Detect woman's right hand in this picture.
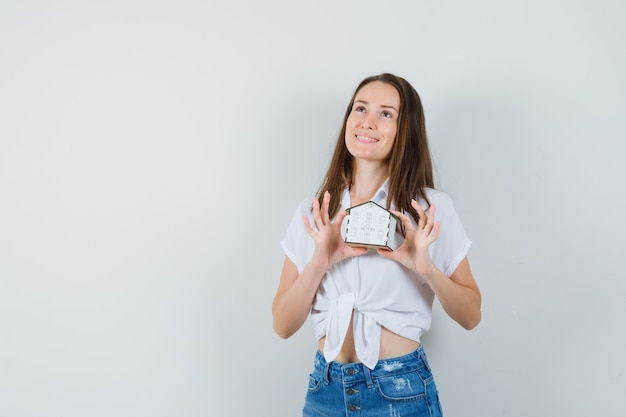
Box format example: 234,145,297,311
302,191,367,271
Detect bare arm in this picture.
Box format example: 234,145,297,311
418,256,481,329
272,256,327,339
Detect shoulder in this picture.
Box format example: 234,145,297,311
421,188,455,209
293,197,314,217
420,188,465,225
421,189,471,276
285,195,314,214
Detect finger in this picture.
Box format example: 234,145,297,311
321,191,331,224
377,248,397,261
302,215,315,236
427,204,436,221
348,246,368,257
376,249,395,260
334,209,349,225
390,209,416,232
430,220,440,242
424,205,437,232
311,197,323,229
421,220,440,245
411,199,426,226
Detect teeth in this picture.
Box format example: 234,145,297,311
356,135,378,142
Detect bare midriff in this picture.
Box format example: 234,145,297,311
317,311,420,364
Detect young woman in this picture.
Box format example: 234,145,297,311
272,73,481,416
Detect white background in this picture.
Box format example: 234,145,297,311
1,1,624,416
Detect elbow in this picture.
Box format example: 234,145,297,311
273,323,289,339
460,290,482,330
461,310,481,330
272,305,293,339
272,319,295,340
275,331,292,340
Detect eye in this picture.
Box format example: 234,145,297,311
354,105,366,113
381,110,393,118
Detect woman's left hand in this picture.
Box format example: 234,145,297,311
378,200,439,276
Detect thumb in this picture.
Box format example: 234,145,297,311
334,209,349,224
377,248,396,260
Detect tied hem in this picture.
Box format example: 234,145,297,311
322,293,382,369
322,293,354,363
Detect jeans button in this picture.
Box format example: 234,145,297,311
346,387,357,395
348,404,361,411
346,368,355,375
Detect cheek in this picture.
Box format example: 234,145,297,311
384,125,398,142
344,118,359,140
346,115,359,129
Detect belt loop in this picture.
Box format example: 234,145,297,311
417,346,430,371
363,364,374,389
323,360,331,385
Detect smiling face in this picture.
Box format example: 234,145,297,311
344,81,400,165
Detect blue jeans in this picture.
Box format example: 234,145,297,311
303,347,443,417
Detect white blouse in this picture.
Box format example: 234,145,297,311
281,181,471,369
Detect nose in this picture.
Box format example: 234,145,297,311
361,113,376,129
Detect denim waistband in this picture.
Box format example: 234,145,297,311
313,347,430,387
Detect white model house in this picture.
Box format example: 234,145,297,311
344,201,401,250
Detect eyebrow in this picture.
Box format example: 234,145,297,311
354,99,399,112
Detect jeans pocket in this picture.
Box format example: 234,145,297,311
375,371,427,402
307,373,323,393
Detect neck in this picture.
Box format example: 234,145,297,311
350,160,389,206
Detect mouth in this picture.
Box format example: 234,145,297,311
355,134,379,143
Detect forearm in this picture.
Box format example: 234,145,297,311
272,262,327,339
420,265,482,330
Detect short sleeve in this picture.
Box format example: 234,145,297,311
280,198,315,274
425,190,472,277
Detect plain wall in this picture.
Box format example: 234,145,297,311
1,1,624,416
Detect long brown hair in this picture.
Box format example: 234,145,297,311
316,73,434,224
